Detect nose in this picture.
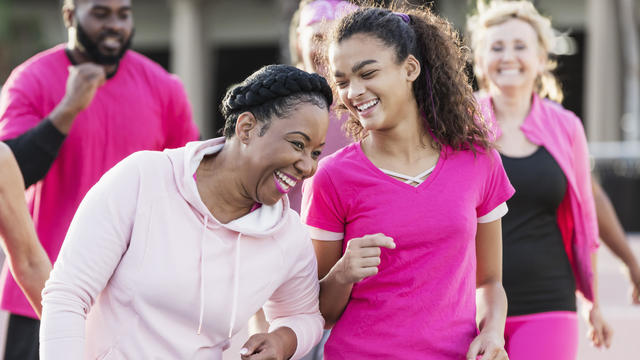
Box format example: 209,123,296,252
347,80,365,101
502,47,516,61
294,153,317,179
104,13,128,33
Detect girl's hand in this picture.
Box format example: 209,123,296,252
333,233,395,284
588,306,613,348
466,329,509,360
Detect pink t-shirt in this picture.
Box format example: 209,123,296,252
0,45,199,318
302,142,514,360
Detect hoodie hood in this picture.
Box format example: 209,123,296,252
165,137,291,236
164,137,294,337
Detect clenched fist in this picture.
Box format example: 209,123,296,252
334,233,395,284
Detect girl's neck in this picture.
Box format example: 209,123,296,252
490,88,533,126
362,108,437,168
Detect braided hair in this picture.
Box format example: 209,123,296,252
221,64,333,138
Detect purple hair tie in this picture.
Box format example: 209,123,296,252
393,12,410,24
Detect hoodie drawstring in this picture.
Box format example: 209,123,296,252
197,216,208,335
228,233,241,338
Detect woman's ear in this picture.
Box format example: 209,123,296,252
405,54,421,82
235,112,258,144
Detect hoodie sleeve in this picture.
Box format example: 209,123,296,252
263,227,323,360
39,153,142,360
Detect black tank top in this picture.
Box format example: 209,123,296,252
500,146,576,316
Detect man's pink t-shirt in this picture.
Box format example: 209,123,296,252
0,45,200,318
302,143,514,360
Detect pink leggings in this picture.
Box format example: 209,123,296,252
504,311,578,360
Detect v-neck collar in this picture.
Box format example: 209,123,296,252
354,141,446,192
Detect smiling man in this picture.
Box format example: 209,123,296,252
0,1,199,358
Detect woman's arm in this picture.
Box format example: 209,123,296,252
245,235,324,360
586,252,613,348
467,219,508,360
314,234,395,328
40,155,140,359
0,143,51,317
592,178,640,304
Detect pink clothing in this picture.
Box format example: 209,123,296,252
0,45,199,318
288,110,350,212
504,311,578,360
477,94,599,302
40,138,323,360
302,143,515,359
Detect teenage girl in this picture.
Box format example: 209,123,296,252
302,4,514,360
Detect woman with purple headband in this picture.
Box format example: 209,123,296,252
301,3,513,360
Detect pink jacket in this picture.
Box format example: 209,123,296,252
477,93,599,302
40,138,323,359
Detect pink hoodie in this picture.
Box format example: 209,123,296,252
40,137,323,359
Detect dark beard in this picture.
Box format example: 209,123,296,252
75,21,134,65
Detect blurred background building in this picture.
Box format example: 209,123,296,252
0,0,638,358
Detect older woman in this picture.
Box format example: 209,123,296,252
40,64,333,360
467,1,612,358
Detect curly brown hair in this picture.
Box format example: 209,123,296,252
328,1,492,152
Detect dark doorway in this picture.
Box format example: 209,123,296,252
213,45,280,135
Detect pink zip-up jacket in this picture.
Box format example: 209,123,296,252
477,93,599,302
40,137,323,360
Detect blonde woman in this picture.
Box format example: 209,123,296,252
467,1,614,358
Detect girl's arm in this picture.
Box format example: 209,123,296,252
313,234,395,328
466,219,508,360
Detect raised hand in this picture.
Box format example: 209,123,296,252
333,233,395,284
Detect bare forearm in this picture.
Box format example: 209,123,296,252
9,250,52,317
0,144,52,317
594,182,638,268
48,100,80,135
476,281,508,334
319,268,353,328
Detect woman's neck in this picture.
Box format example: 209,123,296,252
490,88,533,127
196,149,254,224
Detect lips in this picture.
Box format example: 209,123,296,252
273,170,298,194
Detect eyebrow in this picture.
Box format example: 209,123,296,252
334,59,378,77
90,5,132,12
286,131,311,142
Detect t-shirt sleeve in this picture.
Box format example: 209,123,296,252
301,165,346,234
0,66,46,141
477,149,515,218
163,75,200,148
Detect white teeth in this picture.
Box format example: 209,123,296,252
355,99,379,112
500,69,520,75
275,170,297,188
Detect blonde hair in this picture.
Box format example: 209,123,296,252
466,0,563,103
